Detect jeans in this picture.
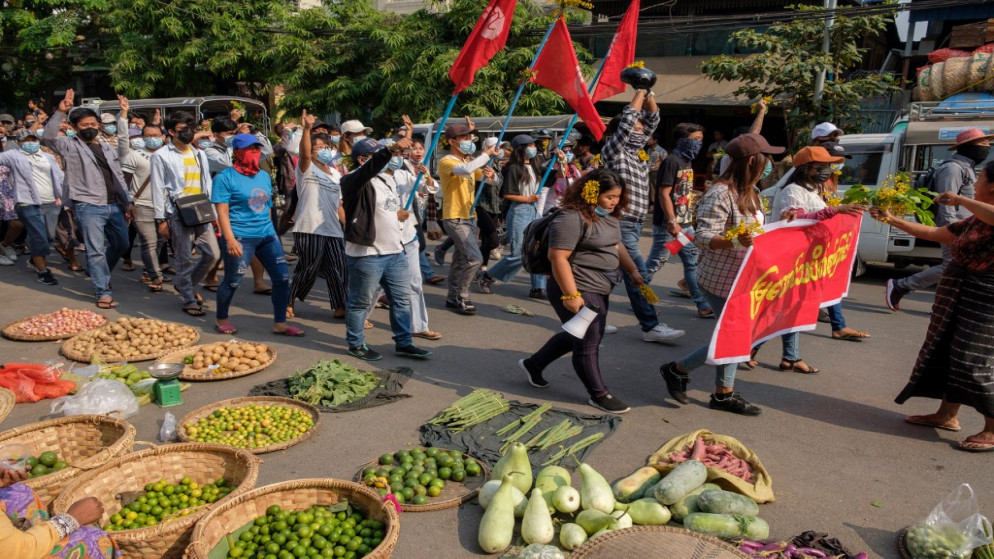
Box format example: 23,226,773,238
486,203,545,289
217,235,290,323
369,241,430,332
677,291,739,388
896,244,952,292
528,282,610,398
645,224,709,311
74,203,129,300
346,251,413,349
827,303,846,331
442,218,482,302
752,331,802,363
167,213,219,308
15,203,60,257
618,220,659,331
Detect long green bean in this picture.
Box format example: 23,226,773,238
428,389,510,433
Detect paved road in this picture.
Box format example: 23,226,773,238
0,236,988,558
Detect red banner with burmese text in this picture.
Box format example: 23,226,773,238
707,215,861,365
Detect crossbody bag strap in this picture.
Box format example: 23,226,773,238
133,176,152,201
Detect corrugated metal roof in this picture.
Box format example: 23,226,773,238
596,56,751,106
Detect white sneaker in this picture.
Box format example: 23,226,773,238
1,245,17,261
604,324,618,334
490,248,503,261
642,324,685,343
0,254,13,266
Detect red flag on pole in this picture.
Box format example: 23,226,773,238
448,0,518,94
530,17,607,140
591,0,640,103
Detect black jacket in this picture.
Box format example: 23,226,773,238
340,148,393,247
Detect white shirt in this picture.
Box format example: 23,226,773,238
388,168,419,244
520,165,538,197
293,164,344,238
121,149,153,208
771,182,826,219
344,174,405,257
25,152,55,203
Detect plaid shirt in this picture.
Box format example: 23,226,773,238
695,182,763,298
602,106,659,220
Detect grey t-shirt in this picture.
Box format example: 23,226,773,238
549,209,622,295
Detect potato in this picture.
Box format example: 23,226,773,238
256,352,270,364
249,360,260,368
254,345,267,354
243,351,257,360
235,364,250,372
231,348,244,358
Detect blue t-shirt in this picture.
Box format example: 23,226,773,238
210,167,275,239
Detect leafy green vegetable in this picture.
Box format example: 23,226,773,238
288,360,380,407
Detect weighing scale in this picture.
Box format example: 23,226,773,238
148,363,184,407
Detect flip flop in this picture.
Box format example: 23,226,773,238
905,416,962,432
832,329,871,341
413,330,443,340
182,306,207,317
215,323,238,335
779,359,820,375
68,264,84,272
149,281,164,293
425,275,447,285
254,288,273,295
364,320,374,329
957,438,994,452
96,299,118,309
274,326,305,337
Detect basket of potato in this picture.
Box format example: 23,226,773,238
61,318,200,363
156,342,277,381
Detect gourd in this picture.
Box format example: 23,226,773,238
478,480,527,518
478,475,517,553
669,483,721,521
576,509,615,535
492,442,532,495
578,463,615,514
653,460,707,505
697,489,759,516
559,523,588,551
521,488,555,545
684,512,770,540
534,465,571,513
552,485,580,513
626,498,672,525
612,466,661,503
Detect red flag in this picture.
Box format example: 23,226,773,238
449,0,518,94
530,17,606,140
591,0,640,103
664,232,694,255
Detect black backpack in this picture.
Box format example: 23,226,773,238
521,208,589,275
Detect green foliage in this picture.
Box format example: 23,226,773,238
700,3,899,148
842,171,937,225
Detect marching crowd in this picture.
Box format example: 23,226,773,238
1,88,993,450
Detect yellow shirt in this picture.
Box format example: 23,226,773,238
0,513,60,559
438,155,484,220
180,147,202,195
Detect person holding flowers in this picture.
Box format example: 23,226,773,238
659,134,783,416
518,169,642,414
869,160,994,452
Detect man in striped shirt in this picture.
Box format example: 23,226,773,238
602,89,685,343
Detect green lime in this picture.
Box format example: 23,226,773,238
437,467,452,480
377,454,394,466
412,494,428,505
38,451,58,468
450,469,466,482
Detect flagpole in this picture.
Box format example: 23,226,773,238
404,93,459,210
468,16,560,218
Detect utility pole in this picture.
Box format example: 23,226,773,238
812,0,838,110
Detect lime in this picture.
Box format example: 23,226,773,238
412,494,429,505
377,454,394,466
32,464,49,476
427,485,442,497
450,469,466,482
437,467,452,480
465,462,482,476
38,451,58,468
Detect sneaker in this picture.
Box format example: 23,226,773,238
477,272,494,295
709,392,762,416
433,246,446,266
642,324,685,343
0,244,16,261
660,362,690,404
817,309,831,323
604,324,618,334
396,344,432,359
37,270,58,286
490,248,503,261
0,254,13,266
445,298,477,315
588,393,630,414
528,288,547,299
885,279,908,312
348,344,383,361
518,358,548,388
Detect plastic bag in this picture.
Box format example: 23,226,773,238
0,363,75,403
50,378,139,419
905,484,992,559
159,412,177,442
0,444,32,473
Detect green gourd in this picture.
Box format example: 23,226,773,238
626,498,672,525
576,509,615,536
521,488,555,545
559,523,588,551
697,489,760,516
578,463,615,514
535,465,571,513
491,443,532,495
683,512,770,540
478,475,517,553
669,483,721,521
552,485,580,514
612,466,662,503
653,460,707,505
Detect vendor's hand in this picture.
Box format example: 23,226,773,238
666,221,682,236
738,233,755,248
837,203,866,216
0,467,27,488
226,239,243,257
58,89,75,114
157,221,170,239
67,497,104,526
563,296,585,314
934,191,962,206
780,209,799,222
869,206,892,222
397,209,410,222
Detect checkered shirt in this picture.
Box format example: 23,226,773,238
694,182,763,298
601,106,659,220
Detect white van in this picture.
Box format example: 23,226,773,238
762,95,994,276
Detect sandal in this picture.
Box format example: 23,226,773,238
215,323,238,335
182,306,207,317
333,308,346,319
254,287,272,296
68,263,84,272
149,281,164,293
832,328,871,341
779,359,820,375
413,330,443,340
364,320,374,329
121,261,135,272
425,275,447,285
957,436,994,452
96,299,118,309
273,325,305,337
698,308,715,319
743,348,760,370
161,265,177,275
203,284,219,292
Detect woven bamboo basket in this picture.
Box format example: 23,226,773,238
2,312,107,342
898,527,912,559
155,342,277,381
176,396,320,454
353,453,489,512
0,387,13,425
185,478,400,559
51,442,260,559
0,415,136,504
569,525,750,558
61,319,200,363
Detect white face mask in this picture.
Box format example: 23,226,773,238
353,135,367,143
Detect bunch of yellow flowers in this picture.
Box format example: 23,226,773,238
723,221,764,240
582,180,600,204
638,285,659,305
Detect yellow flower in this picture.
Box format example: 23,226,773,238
723,222,764,240
826,195,842,207
637,149,649,162
582,180,600,204
626,61,645,70
638,285,659,305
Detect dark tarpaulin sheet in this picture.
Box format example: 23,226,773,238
419,399,621,470
248,367,413,412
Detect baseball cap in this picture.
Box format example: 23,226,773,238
444,123,475,139
820,140,851,159
724,133,785,160
0,114,14,125
15,129,38,142
810,122,841,140
950,128,994,149
100,113,116,124
351,138,384,159
341,120,372,135
230,133,263,150
511,134,536,148
793,146,844,167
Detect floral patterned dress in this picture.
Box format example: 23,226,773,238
0,165,16,221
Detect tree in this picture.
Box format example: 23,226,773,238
700,3,898,147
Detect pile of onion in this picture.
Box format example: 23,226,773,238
14,308,106,337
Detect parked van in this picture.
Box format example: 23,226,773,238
82,96,270,132
762,93,994,276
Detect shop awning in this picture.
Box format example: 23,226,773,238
594,56,751,106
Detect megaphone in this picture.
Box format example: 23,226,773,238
620,66,657,91
562,304,601,339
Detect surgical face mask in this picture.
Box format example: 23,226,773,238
144,137,164,150
66,130,76,137
761,160,773,180
176,128,195,144
594,205,611,217
20,142,40,154
103,124,117,135
329,135,341,145
315,148,336,165
524,147,538,159
564,152,575,164
224,135,235,147
77,128,99,142
459,140,476,154
814,166,835,184
197,139,213,150
959,143,991,165
353,135,367,143
130,138,147,151
387,155,405,171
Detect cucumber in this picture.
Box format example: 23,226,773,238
684,513,769,541
669,483,720,521
697,489,759,516
653,460,707,505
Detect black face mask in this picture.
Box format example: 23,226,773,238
959,144,990,165
77,128,99,142
176,128,195,144
814,167,835,184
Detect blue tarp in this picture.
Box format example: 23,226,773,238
934,92,994,114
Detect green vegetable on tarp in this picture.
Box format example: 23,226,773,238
288,360,380,407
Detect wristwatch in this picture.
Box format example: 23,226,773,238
155,218,166,225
